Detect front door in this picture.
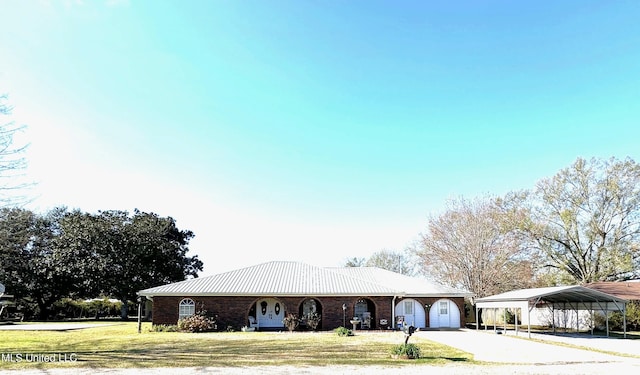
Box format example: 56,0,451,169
429,298,461,328
438,300,450,327
394,299,426,328
257,298,284,328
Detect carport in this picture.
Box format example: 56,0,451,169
475,285,628,338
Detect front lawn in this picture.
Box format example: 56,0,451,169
0,323,474,370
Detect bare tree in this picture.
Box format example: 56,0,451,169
344,249,417,275
365,249,417,276
416,195,535,302
0,95,30,207
524,157,640,283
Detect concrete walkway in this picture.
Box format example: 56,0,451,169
418,328,640,364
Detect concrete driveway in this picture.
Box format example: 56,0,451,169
418,328,640,364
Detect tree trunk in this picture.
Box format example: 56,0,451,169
37,300,52,320
120,298,128,320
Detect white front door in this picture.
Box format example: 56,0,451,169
438,300,450,327
394,299,426,328
429,299,461,328
257,298,284,328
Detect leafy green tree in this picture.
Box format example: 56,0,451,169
0,208,33,298
106,209,202,318
0,207,71,319
53,209,113,298
0,207,202,319
57,209,202,318
524,157,640,283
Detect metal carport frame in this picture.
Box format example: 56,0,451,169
475,285,628,338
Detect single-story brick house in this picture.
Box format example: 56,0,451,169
137,261,473,331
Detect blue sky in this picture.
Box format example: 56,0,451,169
1,0,639,276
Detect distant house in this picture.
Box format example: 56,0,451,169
137,261,472,331
585,281,640,302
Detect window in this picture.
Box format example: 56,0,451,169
355,299,368,319
440,301,448,315
179,298,195,319
302,299,317,317
404,300,413,315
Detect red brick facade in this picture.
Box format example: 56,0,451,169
149,295,466,330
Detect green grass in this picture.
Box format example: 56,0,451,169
0,323,474,370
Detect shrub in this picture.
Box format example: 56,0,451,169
150,324,178,332
283,313,300,332
51,297,123,320
178,311,216,333
391,343,421,359
334,326,353,337
306,312,321,331
607,302,640,331
627,301,640,330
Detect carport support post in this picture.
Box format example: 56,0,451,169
623,304,627,338
503,308,507,334
493,308,497,333
137,296,144,334
528,297,541,339
515,308,519,336
475,306,479,331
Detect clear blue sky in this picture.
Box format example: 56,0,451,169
1,0,639,276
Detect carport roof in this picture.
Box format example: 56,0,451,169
476,285,628,305
475,285,629,338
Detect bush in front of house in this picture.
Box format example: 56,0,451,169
334,326,353,336
150,324,178,332
305,312,321,331
178,311,216,333
283,313,300,332
390,343,421,359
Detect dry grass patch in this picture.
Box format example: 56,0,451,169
0,323,474,370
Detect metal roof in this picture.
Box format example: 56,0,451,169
328,267,473,297
138,261,473,298
475,285,630,338
476,285,628,305
585,281,640,301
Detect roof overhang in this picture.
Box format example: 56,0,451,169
137,291,472,299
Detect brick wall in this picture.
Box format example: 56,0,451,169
150,295,466,330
